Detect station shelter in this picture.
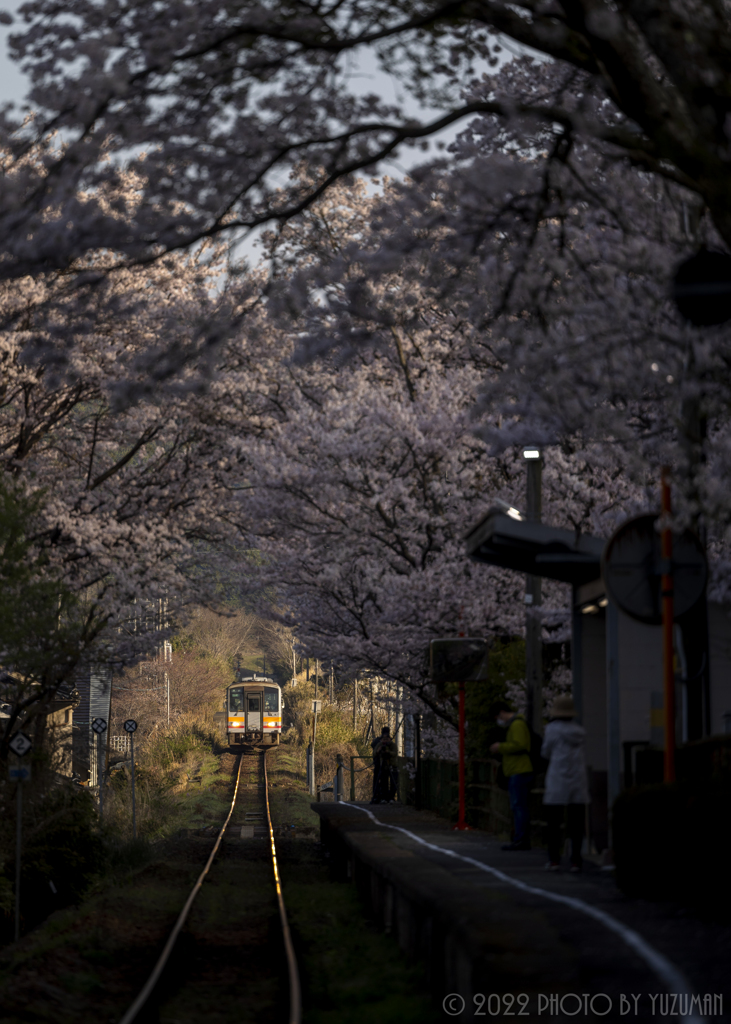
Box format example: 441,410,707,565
465,509,731,852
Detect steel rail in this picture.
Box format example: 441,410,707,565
263,750,302,1024
118,752,246,1024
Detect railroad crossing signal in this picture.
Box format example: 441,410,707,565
9,732,32,758
92,717,107,735
124,719,138,733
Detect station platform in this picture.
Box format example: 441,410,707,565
311,802,729,1023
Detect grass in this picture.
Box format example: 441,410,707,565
267,748,440,1024
286,869,439,1024
0,733,441,1024
104,715,235,847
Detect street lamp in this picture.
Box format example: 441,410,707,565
523,447,542,733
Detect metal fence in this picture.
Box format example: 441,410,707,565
346,755,417,803
348,755,375,801
338,753,533,838
416,758,525,836
109,735,131,755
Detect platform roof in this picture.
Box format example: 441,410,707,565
465,509,605,586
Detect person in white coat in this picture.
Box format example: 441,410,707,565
541,695,589,872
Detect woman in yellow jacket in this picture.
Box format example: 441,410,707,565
490,701,534,850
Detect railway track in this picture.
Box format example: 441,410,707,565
118,748,301,1024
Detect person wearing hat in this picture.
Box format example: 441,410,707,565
541,694,589,872
489,701,534,850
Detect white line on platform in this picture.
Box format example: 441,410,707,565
342,803,705,1024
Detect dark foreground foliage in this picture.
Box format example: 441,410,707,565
613,775,731,913
1,785,103,942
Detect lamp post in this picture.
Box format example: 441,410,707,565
661,470,676,783
523,447,543,733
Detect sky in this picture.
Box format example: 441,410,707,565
0,0,26,108
0,4,516,266
0,2,471,158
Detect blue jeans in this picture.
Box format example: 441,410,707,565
507,772,534,845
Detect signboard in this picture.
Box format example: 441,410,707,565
602,515,707,625
9,731,32,758
429,638,489,686
123,719,138,733
9,766,31,782
312,700,322,714
91,717,108,735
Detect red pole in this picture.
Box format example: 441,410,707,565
661,469,676,784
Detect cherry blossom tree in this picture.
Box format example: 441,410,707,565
0,177,267,757
1,0,730,287
273,62,731,537
233,67,731,731
236,176,596,730
3,0,731,752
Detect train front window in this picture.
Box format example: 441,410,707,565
247,696,260,712
264,687,279,713
229,688,244,713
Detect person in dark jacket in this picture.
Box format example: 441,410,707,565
490,701,534,850
374,726,398,803
370,727,385,803
541,695,589,872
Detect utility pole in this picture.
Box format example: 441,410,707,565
524,447,543,733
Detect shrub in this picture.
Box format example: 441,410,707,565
142,715,222,770
1,784,103,940
103,714,226,843
314,741,360,790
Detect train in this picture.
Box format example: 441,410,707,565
226,672,282,746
